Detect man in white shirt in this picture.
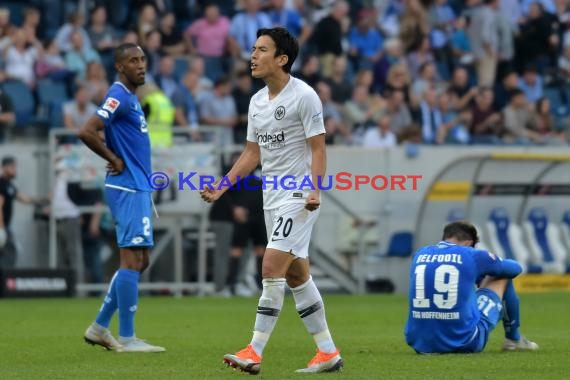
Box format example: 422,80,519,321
362,115,397,148
200,27,342,375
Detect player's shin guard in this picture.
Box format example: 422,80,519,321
502,279,521,341
95,271,119,328
250,278,285,356
291,277,337,353
116,269,140,339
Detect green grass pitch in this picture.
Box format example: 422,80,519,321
0,293,568,379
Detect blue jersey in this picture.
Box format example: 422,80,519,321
95,82,151,192
404,241,522,353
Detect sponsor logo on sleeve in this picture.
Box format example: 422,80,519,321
103,97,120,113
97,109,109,119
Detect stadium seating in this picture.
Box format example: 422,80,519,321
560,211,570,272
36,79,69,129
524,207,567,273
0,79,47,130
486,208,531,272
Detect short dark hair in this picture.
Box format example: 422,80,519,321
256,27,299,73
1,156,15,167
442,221,479,247
114,43,139,64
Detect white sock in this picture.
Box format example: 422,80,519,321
250,278,286,356
291,277,337,353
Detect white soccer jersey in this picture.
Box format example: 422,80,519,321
246,76,326,210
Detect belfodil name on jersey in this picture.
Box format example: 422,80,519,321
415,253,464,264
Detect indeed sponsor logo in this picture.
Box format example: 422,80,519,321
257,130,285,144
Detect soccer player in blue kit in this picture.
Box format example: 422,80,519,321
405,221,538,354
79,43,165,353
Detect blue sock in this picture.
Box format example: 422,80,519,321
95,271,119,328
502,280,521,341
116,269,140,339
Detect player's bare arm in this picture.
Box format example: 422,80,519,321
200,141,261,203
306,133,326,211
79,115,124,175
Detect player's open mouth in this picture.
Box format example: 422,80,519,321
251,63,258,70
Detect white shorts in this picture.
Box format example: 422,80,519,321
264,203,320,259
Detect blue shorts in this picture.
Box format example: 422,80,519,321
463,288,503,353
106,187,154,248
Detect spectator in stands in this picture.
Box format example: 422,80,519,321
374,38,407,93
558,44,570,81
450,16,474,68
189,56,214,101
448,66,477,109
64,30,101,81
533,96,569,144
232,70,256,144
63,85,97,137
381,90,413,139
158,11,186,57
503,89,543,144
325,55,353,104
407,36,438,81
383,63,413,104
141,29,162,79
362,115,397,148
83,61,109,106
416,87,444,144
468,0,500,87
0,87,15,143
411,62,442,104
496,7,515,84
317,81,351,144
0,156,44,269
155,56,179,99
54,11,92,54
516,2,558,73
133,4,159,43
518,65,544,103
0,8,15,53
347,8,384,72
4,28,43,88
21,7,41,43
88,5,119,80
399,0,429,53
436,90,472,144
354,68,377,94
199,75,238,147
310,0,350,78
293,53,321,88
268,0,312,46
228,0,272,61
184,3,231,82
343,84,385,134
172,71,201,140
493,70,520,110
35,39,76,86
469,87,503,144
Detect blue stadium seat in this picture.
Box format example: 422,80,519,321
446,208,466,222
36,79,69,129
384,231,414,257
1,79,40,128
560,211,570,273
486,208,531,271
524,207,567,273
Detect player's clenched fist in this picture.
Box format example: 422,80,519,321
200,187,221,203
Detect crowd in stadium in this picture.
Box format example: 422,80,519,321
1,0,570,146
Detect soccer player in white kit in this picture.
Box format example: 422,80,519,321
200,27,342,374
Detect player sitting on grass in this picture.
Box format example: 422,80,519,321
405,221,538,354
